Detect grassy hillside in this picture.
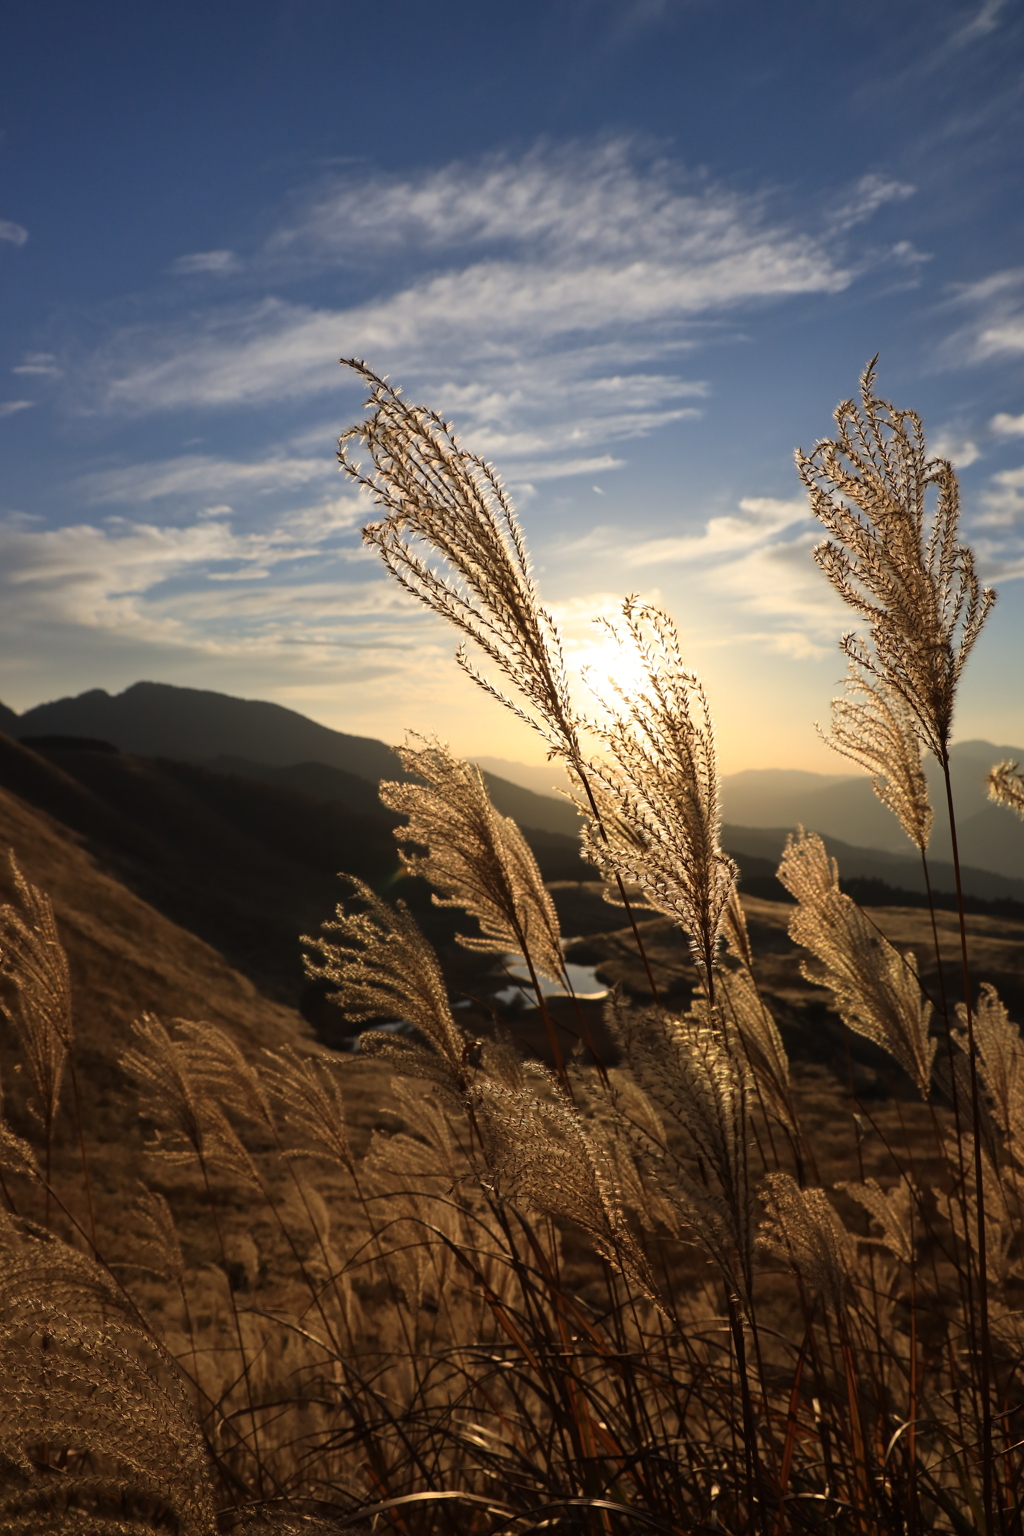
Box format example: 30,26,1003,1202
0,768,318,1269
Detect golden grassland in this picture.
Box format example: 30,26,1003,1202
2,361,1024,1536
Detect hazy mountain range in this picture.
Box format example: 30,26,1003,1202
4,681,1024,903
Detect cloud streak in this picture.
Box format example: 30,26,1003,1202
80,141,886,483
945,268,1024,363
83,452,337,504
171,249,241,275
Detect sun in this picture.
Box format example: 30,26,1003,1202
573,632,649,702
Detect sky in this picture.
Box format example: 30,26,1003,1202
2,0,1024,773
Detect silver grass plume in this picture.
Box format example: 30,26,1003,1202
836,1177,916,1266
0,1217,216,1536
131,1183,186,1285
302,877,470,1093
469,1075,656,1300
380,736,566,985
579,599,737,992
795,358,994,762
0,1064,37,1180
778,830,936,1096
716,966,796,1135
759,1173,855,1314
955,984,1024,1149
340,362,581,759
0,852,73,1143
988,760,1024,821
822,665,933,853
606,990,754,1306
937,1133,1021,1286
120,1014,259,1185
261,1045,354,1171
722,888,755,971
172,1020,275,1137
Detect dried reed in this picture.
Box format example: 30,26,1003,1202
3,361,1023,1536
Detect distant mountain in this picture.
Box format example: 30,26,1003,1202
2,681,582,837
206,755,387,817
722,739,1024,882
5,683,1022,880
472,755,570,798
15,681,402,780
0,735,593,1026
723,824,1024,904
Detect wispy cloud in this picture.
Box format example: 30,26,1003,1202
80,141,890,481
12,352,60,378
623,496,809,565
171,249,241,275
992,411,1024,435
825,174,915,235
548,493,840,656
945,268,1024,363
0,400,33,418
0,220,28,246
0,493,382,657
975,464,1024,530
268,140,850,268
82,452,337,504
953,0,1013,44
930,430,980,467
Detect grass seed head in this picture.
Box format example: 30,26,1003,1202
796,358,995,761
381,735,566,985
340,360,581,759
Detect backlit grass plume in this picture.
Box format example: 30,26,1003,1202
716,965,796,1136
778,830,936,1096
607,991,755,1308
0,1215,216,1536
470,1076,656,1299
302,876,469,1091
759,1174,855,1315
796,357,994,762
988,759,1024,820
0,853,73,1179
340,361,581,760
121,1015,259,1186
957,983,1024,1149
579,598,737,996
823,664,934,853
380,737,567,987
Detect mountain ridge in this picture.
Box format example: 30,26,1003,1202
4,681,581,837
3,681,1023,888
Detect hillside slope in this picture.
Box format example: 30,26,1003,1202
9,680,582,836
0,735,401,1014
0,737,591,1036
0,776,313,1147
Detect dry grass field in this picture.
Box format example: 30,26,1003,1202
2,360,1024,1535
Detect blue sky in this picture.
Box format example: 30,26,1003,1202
2,0,1023,771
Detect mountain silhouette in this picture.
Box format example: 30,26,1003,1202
4,681,1022,902
0,731,594,1040
721,740,1024,881
7,681,581,836
16,682,403,779
722,824,1024,905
